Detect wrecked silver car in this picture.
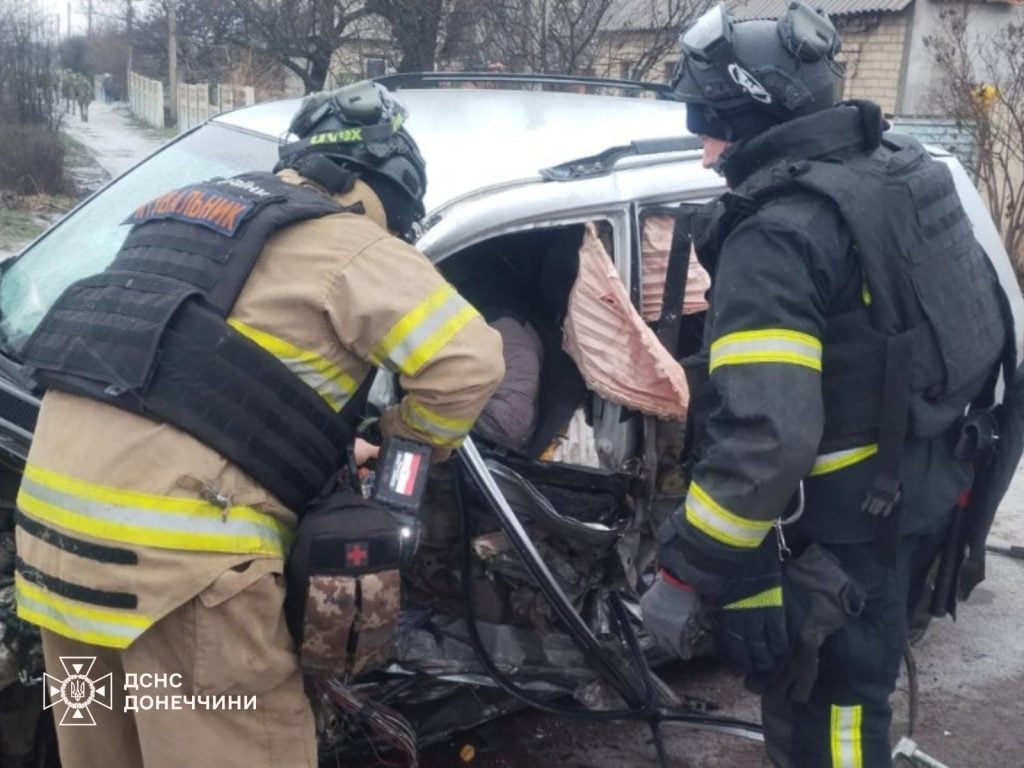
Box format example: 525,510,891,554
0,74,1018,766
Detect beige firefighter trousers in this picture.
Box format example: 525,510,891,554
41,560,316,768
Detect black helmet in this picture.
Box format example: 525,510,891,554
671,2,843,137
277,81,428,234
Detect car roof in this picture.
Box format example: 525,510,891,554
213,88,696,212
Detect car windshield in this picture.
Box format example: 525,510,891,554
0,122,278,354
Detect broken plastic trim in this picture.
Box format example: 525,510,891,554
540,137,703,182
456,438,764,746
459,437,646,707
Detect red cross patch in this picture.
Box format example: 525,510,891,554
345,542,369,568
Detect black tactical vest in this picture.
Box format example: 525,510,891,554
22,172,354,513
706,125,1010,517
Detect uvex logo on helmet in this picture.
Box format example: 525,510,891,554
727,64,772,105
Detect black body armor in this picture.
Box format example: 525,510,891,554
22,172,352,512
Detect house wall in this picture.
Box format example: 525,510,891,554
901,0,1024,115
834,9,911,116
593,9,915,114
593,30,678,83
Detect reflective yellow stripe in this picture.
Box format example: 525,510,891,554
709,329,822,373
371,284,479,376
400,398,474,447
16,574,152,649
684,481,773,549
228,319,357,412
861,279,872,307
723,586,783,610
18,465,289,556
831,704,864,768
809,444,879,477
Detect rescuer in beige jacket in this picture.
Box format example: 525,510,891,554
15,82,503,768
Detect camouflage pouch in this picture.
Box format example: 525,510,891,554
285,488,402,677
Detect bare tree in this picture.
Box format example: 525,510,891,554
475,0,615,75
227,0,366,93
600,0,711,81
0,1,69,195
366,0,477,72
924,6,1024,267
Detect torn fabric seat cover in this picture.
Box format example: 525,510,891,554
562,223,690,419
640,213,711,322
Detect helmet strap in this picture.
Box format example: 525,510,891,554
275,153,359,196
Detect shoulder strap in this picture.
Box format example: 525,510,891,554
655,212,693,356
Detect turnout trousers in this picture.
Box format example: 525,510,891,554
761,513,950,768
41,559,317,768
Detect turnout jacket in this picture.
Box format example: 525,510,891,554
659,103,1002,589
15,170,504,649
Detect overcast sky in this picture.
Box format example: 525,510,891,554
35,0,94,38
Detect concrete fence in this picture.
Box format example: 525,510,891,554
177,83,255,133
128,71,165,128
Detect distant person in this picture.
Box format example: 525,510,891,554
74,75,92,121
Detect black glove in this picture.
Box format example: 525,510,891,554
710,557,788,675
766,543,865,702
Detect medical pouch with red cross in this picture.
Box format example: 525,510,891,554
284,487,403,677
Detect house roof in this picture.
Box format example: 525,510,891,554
729,0,913,20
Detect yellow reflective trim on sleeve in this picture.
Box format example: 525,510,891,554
723,586,783,610
684,481,774,550
830,704,864,768
18,465,290,556
809,444,878,477
709,329,822,373
16,574,152,649
228,319,358,412
371,284,479,376
861,279,872,307
400,398,474,448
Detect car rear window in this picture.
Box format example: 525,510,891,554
0,122,278,354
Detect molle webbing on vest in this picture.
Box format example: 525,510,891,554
734,135,1004,449
22,172,355,513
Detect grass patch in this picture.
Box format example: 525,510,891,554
0,208,47,251
0,193,75,252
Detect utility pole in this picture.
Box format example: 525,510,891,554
87,0,93,37
126,0,134,90
67,2,71,37
168,0,178,124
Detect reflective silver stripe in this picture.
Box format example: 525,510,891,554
227,319,356,411
19,476,286,555
830,705,864,768
685,481,773,549
375,288,477,375
810,445,878,477
285,358,353,412
16,577,150,649
401,399,472,447
709,329,822,372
